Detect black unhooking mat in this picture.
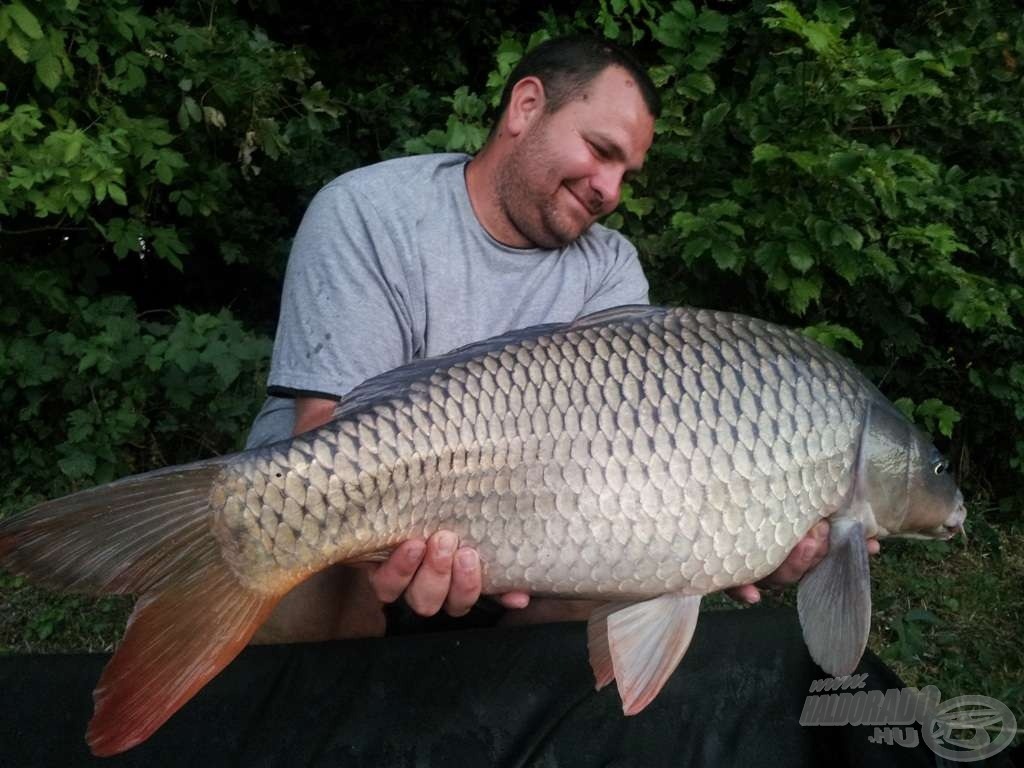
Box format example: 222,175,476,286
0,606,1016,767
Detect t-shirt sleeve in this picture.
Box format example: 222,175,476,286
267,181,416,400
579,237,650,315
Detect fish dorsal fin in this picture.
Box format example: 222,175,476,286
797,518,872,676
332,305,665,421
586,593,703,715
569,303,665,329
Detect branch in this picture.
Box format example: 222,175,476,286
845,123,919,132
0,225,89,235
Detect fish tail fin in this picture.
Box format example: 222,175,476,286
0,460,288,756
86,558,281,756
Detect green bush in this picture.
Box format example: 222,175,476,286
1,0,1021,512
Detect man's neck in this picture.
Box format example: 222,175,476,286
464,148,530,249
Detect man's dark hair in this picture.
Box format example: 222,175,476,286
494,36,661,124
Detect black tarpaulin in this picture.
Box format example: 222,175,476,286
0,607,1015,767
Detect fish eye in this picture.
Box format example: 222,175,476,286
933,460,949,476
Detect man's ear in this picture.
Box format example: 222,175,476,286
504,76,546,136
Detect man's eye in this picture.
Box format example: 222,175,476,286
588,141,609,158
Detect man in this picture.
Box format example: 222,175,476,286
246,36,850,643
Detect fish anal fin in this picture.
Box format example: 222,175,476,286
586,602,619,690
601,593,702,715
86,561,288,757
797,518,871,677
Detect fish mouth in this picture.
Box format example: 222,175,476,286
940,491,967,541
935,523,965,541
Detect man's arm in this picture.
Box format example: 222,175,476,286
293,397,338,437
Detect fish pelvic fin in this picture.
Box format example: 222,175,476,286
797,518,871,677
0,459,288,756
587,593,703,715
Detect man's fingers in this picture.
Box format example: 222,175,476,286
759,520,830,588
725,584,761,605
497,592,530,610
368,539,426,603
444,548,483,617
725,520,882,605
403,531,457,616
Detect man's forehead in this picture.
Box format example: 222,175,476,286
569,68,655,159
563,66,641,108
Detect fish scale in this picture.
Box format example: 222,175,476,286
211,307,865,597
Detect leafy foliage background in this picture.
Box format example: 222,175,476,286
0,0,1021,712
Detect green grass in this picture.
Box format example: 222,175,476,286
869,515,1024,712
0,574,130,655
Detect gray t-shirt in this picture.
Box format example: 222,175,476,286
246,153,649,448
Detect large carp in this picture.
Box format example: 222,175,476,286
0,305,965,756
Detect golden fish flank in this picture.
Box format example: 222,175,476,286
216,308,866,598
0,305,966,756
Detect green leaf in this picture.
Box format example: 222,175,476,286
837,223,863,252
827,152,863,176
623,195,655,217
108,184,127,206
696,10,728,33
58,452,96,480
786,150,820,172
683,237,711,261
893,397,916,422
787,276,822,314
649,64,675,88
787,241,815,272
701,103,730,131
155,161,173,185
6,29,31,61
8,3,43,40
63,132,83,163
184,96,201,123
36,54,61,90
710,240,741,271
600,11,620,39
681,72,715,95
802,322,863,350
752,143,783,162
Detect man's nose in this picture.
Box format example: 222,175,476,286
590,165,624,211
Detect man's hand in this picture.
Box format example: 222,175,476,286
725,520,881,604
367,531,530,617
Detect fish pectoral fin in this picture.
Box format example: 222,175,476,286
588,593,702,715
797,518,871,677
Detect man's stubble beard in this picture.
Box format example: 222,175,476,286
495,124,589,250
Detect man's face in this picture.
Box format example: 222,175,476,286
496,65,656,249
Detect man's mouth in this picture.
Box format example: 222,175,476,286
565,186,599,217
